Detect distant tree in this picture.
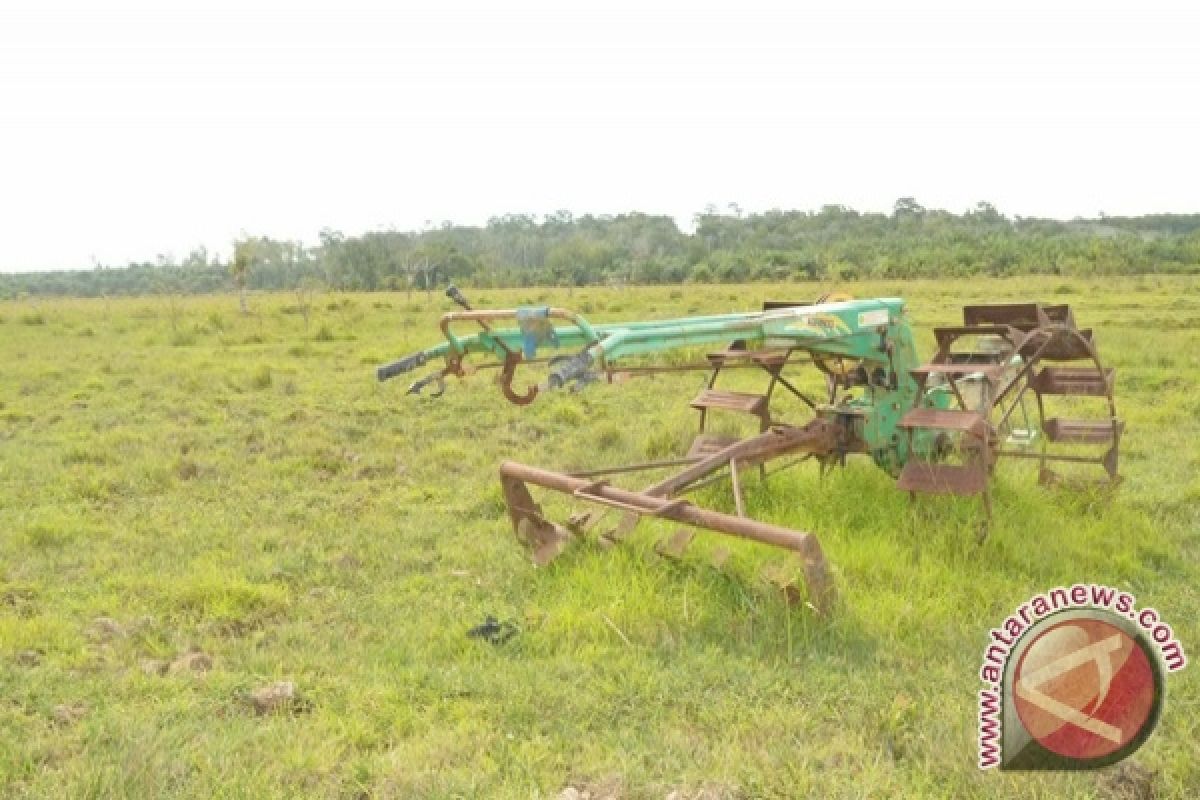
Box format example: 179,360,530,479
231,239,252,313
893,197,926,217
4,203,1200,299
181,246,209,269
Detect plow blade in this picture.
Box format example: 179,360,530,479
499,460,837,615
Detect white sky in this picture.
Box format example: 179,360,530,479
1,0,1198,271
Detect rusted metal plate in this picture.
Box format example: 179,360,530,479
601,512,641,545
565,511,597,536
1042,417,1123,444
501,474,543,533
655,528,695,560
503,473,572,565
689,388,769,415
1030,366,1114,396
515,516,571,566
963,303,1048,330
898,409,988,438
963,302,1075,331
896,462,988,496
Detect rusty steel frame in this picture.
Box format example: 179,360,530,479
498,419,843,612
898,305,1122,541
500,460,837,615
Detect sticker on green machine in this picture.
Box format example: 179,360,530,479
858,309,890,328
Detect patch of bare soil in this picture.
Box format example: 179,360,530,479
245,680,311,715
1099,761,1157,800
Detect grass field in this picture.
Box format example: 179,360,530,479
2,277,1198,798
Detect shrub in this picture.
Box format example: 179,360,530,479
250,365,273,390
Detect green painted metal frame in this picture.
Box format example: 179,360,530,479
385,297,953,473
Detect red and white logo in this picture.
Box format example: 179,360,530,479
1013,617,1157,762
977,586,1185,771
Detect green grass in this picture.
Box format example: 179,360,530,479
1,277,1199,798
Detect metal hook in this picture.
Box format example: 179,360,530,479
407,371,447,398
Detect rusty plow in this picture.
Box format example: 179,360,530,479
497,420,842,615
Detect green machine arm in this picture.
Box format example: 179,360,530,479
378,295,936,472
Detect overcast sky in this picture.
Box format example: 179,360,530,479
1,0,1197,271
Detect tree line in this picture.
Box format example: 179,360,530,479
4,200,1200,297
